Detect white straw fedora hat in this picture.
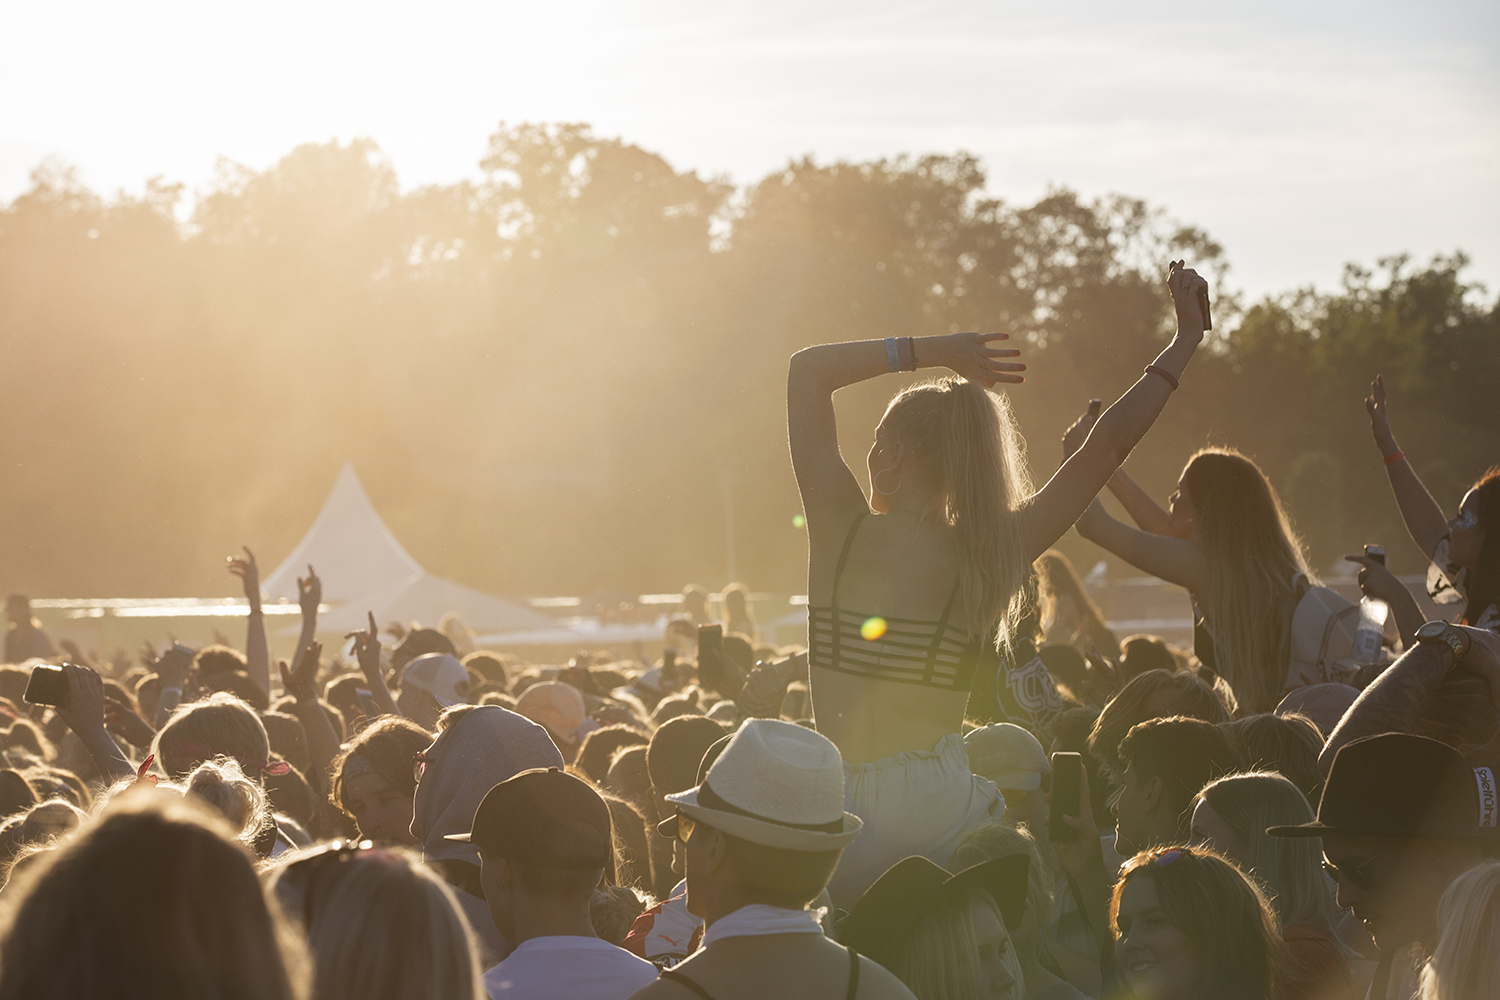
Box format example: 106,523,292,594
663,718,862,851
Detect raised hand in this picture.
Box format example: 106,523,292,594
227,546,262,611
297,565,322,618
346,611,383,682
1166,260,1208,339
934,332,1025,389
1344,553,1407,606
739,653,802,720
280,640,323,702
1365,375,1397,453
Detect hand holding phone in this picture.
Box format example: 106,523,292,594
24,665,70,707
1365,544,1386,566
1087,398,1102,420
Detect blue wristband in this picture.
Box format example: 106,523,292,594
885,338,900,373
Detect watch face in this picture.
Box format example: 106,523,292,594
1417,622,1449,641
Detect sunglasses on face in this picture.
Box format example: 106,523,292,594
673,812,697,845
283,839,378,927
1321,853,1383,891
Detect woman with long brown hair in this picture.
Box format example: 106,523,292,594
788,261,1208,903
1070,446,1315,714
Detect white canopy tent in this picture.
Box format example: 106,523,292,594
262,464,553,634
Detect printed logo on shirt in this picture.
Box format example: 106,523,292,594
1475,767,1497,829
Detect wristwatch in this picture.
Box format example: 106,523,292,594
1415,620,1471,660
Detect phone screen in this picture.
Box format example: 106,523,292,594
24,665,70,707
1048,752,1082,842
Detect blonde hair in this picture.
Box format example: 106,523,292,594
1182,448,1313,713
271,846,483,1000
882,377,1035,647
1419,860,1500,1000
186,757,273,851
0,789,308,1000
890,886,1024,1000
154,692,271,779
949,823,1055,958
1196,772,1343,935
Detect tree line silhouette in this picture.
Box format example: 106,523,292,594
0,123,1494,600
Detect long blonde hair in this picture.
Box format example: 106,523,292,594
882,377,1034,648
270,846,483,1000
1196,772,1343,934
890,886,1024,1000
1182,448,1313,713
1419,859,1500,1000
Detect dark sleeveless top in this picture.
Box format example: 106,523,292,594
660,943,861,1000
807,512,985,692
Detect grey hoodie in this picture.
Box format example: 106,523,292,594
411,705,564,966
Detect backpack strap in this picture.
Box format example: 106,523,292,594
844,944,862,1000
659,969,717,1000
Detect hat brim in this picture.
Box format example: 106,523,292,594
1267,821,1500,840
661,788,862,851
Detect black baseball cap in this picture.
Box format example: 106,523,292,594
445,767,613,870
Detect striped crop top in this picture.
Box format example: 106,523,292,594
808,512,985,691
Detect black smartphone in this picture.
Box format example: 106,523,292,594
1365,544,1386,566
1087,398,1102,420
24,665,70,707
1048,751,1083,843
697,624,725,691
1197,283,1213,331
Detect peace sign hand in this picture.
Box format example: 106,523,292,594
1365,374,1397,453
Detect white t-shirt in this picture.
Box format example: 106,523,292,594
483,935,659,1000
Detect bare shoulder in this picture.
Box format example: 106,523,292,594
856,955,918,1000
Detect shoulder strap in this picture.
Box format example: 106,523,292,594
659,969,717,1000
829,512,869,609
844,944,861,1000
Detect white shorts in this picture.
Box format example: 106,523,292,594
829,733,1005,909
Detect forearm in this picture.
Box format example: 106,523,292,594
1086,335,1196,466
1320,644,1449,775
1106,468,1175,536
293,615,318,685
1387,585,1427,650
1383,455,1448,558
245,608,270,699
81,729,135,784
363,664,400,717
291,697,341,793
788,336,947,395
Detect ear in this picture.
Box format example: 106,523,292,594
703,828,731,878
1141,774,1165,814
886,438,908,475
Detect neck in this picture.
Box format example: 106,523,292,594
703,887,798,928
511,894,598,943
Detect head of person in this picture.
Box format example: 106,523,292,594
720,583,752,622
950,823,1056,966
1035,549,1117,656
271,842,482,1000
574,724,649,785
1090,670,1230,779
1447,468,1500,623
1268,733,1495,952
1418,858,1500,1000
1120,634,1180,685
4,596,31,628
153,692,273,780
1191,771,1340,933
605,744,655,819
184,757,274,852
391,627,457,677
330,716,433,847
462,651,509,690
1274,683,1358,739
1219,713,1325,805
1113,717,1240,856
1111,845,1282,1000
450,767,612,944
0,790,308,1000
868,376,1035,641
841,854,1029,1000
411,706,564,867
963,723,1051,838
513,681,588,761
681,586,711,622
645,715,728,822
321,674,368,730
1176,448,1313,712
658,719,860,920
398,654,469,731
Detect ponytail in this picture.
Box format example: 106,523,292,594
884,377,1034,648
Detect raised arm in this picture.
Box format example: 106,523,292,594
1106,468,1176,536
787,333,1024,531
295,565,321,672
347,611,400,718
1366,375,1448,559
1073,498,1208,593
228,546,270,698
56,663,135,784
1017,262,1207,562
280,641,340,794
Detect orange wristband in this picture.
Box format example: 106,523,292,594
1384,451,1405,465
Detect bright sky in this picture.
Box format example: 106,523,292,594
2,0,1496,302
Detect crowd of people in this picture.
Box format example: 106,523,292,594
0,262,1495,999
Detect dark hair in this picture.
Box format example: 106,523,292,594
321,674,367,728
462,651,510,688
260,712,311,776
1462,468,1500,627
605,745,656,822
1048,707,1112,819
646,715,727,798
1089,670,1230,776
203,670,270,713
1111,845,1283,1000
1117,717,1241,834
1220,713,1325,804
329,716,433,820
721,832,842,909
597,790,652,892
1120,634,1179,683
575,725,650,785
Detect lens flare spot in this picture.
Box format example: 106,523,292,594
860,616,887,641
792,514,806,529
